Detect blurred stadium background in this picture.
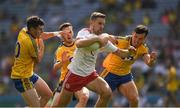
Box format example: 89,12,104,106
0,0,179,107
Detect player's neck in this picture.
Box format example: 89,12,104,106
89,26,93,33
130,37,139,48
63,41,74,47
130,37,135,47
27,31,36,39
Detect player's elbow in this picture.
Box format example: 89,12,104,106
37,58,41,64
76,43,81,48
75,40,83,48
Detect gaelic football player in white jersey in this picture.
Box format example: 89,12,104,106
55,12,136,107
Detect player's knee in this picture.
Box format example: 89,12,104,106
128,94,139,103
31,102,40,107
48,92,53,99
106,88,112,98
44,91,53,100
79,93,89,104
101,87,112,98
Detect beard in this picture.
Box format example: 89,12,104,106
94,30,103,35
92,27,103,35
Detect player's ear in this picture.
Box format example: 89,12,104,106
31,27,37,32
89,20,94,25
132,32,135,36
28,27,33,32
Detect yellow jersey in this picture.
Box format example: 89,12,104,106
102,36,148,76
166,66,179,92
11,27,38,79
55,42,76,83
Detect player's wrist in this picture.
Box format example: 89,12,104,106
53,32,61,38
128,46,136,55
149,59,156,66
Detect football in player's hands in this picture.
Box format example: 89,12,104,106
84,42,100,51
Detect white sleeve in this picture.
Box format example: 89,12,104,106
76,29,90,39
54,32,61,38
102,41,118,52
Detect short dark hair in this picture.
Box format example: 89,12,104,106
59,22,72,31
26,16,44,30
134,25,149,36
90,12,106,21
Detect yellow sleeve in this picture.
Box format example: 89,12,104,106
116,35,130,40
55,47,63,62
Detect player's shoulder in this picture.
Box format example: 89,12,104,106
18,28,31,42
78,28,90,35
55,44,63,54
142,43,149,49
57,43,64,50
138,43,149,54
19,27,27,36
19,27,27,33
116,35,131,41
80,28,91,32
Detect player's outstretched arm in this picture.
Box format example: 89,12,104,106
100,37,136,59
113,46,136,59
36,38,44,63
40,31,63,40
106,35,118,45
143,51,157,67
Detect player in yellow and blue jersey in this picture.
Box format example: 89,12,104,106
164,59,179,107
100,25,157,107
50,22,89,107
11,16,64,107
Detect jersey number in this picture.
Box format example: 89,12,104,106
15,42,20,58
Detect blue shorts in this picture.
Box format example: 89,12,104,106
12,74,39,93
104,72,133,91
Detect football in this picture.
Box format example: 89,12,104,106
84,42,100,51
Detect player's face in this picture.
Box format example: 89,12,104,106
31,25,44,38
132,32,146,47
91,18,105,35
62,26,74,44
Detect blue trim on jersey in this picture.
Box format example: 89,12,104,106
104,72,133,91
12,74,39,93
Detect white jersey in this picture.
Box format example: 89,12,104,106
68,28,99,76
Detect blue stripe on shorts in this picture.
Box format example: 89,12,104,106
12,74,39,93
